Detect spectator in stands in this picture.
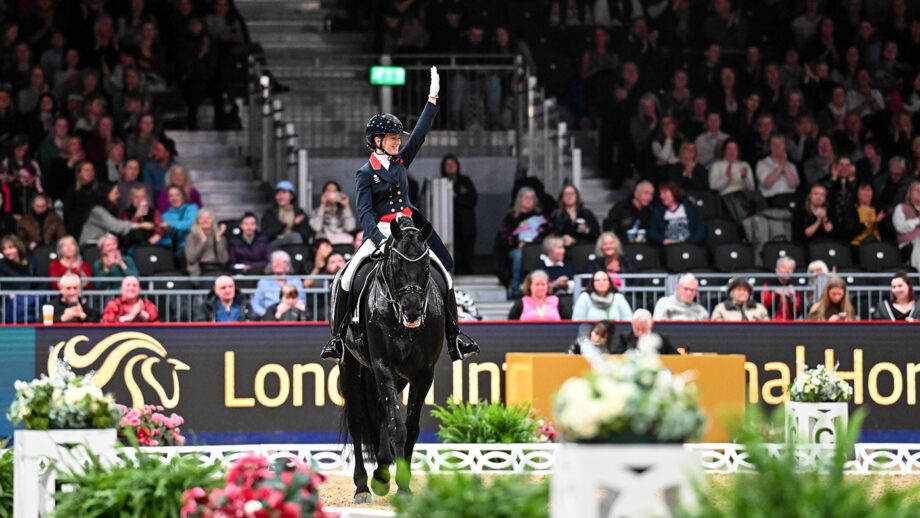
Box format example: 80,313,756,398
893,181,920,270
535,237,576,295
48,235,91,289
10,163,43,216
441,154,477,274
4,135,41,187
448,22,502,129
807,276,856,321
847,181,884,245
857,140,887,185
142,136,175,196
194,275,258,322
794,183,836,242
757,135,801,207
156,165,200,213
568,320,616,356
550,184,600,247
261,284,308,322
159,185,198,252
874,271,920,321
611,308,678,354
572,270,631,321
102,275,159,324
629,93,661,171
653,273,709,321
762,257,802,320
886,112,913,160
79,185,140,246
709,139,757,222
262,180,312,249
92,232,139,289
36,114,69,175
694,112,730,168
126,113,155,161
603,180,653,244
679,96,708,140
84,115,114,168
847,68,884,118
229,212,271,274
309,181,356,246
0,235,37,283
48,272,100,323
62,160,103,237
803,135,835,188
667,142,708,193
826,156,858,223
875,156,908,212
16,193,65,251
589,232,633,290
498,186,552,298
251,250,304,316
120,185,162,251
0,189,12,237
116,158,149,212
650,115,684,182
184,208,229,276
507,270,571,321
103,139,125,185
711,277,769,321
648,182,706,246
302,238,332,289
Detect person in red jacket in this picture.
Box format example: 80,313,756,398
761,256,803,320
102,275,159,323
48,235,92,289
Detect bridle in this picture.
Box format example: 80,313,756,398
380,227,430,328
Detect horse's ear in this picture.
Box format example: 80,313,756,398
419,221,433,241
390,218,402,240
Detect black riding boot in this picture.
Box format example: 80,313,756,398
445,288,480,362
321,281,350,362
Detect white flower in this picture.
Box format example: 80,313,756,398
244,500,263,514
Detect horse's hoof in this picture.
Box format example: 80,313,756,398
371,477,390,496
354,492,372,505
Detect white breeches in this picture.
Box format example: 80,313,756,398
340,218,451,291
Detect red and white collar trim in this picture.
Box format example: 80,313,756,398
370,153,390,170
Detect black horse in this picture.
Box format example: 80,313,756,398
339,217,445,504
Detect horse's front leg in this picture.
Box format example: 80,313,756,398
371,360,406,496
398,371,434,496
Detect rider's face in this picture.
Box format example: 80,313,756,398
379,134,401,156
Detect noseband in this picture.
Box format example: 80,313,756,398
381,228,430,328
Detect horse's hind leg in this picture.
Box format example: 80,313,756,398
398,372,434,496
342,358,371,504
371,364,406,496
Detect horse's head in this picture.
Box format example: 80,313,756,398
386,217,432,328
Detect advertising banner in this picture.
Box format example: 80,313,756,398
0,321,912,442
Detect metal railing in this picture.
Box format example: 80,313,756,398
524,75,582,196
0,275,335,324
572,272,915,320
262,53,527,155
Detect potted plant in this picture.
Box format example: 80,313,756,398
785,364,852,444
550,354,707,518
117,404,186,447
7,367,122,517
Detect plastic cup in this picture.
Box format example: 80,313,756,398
42,305,54,326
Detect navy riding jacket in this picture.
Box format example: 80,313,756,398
354,101,454,270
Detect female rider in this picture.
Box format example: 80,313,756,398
322,67,479,363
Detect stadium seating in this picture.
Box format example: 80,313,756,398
713,243,755,272
664,243,708,272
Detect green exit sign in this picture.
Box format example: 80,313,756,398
370,66,406,86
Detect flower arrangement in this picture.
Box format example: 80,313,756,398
787,364,853,403
181,454,335,518
118,404,187,447
7,368,120,430
553,354,706,443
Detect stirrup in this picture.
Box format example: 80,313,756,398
321,336,344,362
447,332,479,362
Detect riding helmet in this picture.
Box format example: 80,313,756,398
366,113,406,149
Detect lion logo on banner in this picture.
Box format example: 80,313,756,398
47,332,190,409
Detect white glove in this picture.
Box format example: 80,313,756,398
428,66,439,99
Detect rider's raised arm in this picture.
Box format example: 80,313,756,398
401,67,440,167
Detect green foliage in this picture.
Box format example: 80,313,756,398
0,442,12,518
394,473,549,518
51,446,222,518
8,373,120,430
431,399,541,444
682,409,920,518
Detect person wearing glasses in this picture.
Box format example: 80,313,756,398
652,273,710,320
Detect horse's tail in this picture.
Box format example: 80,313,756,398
338,357,380,464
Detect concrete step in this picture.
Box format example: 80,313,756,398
477,301,513,321
174,142,245,158
210,203,268,222
181,156,246,170
188,167,254,182
195,179,263,193
199,192,267,205
167,130,248,145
